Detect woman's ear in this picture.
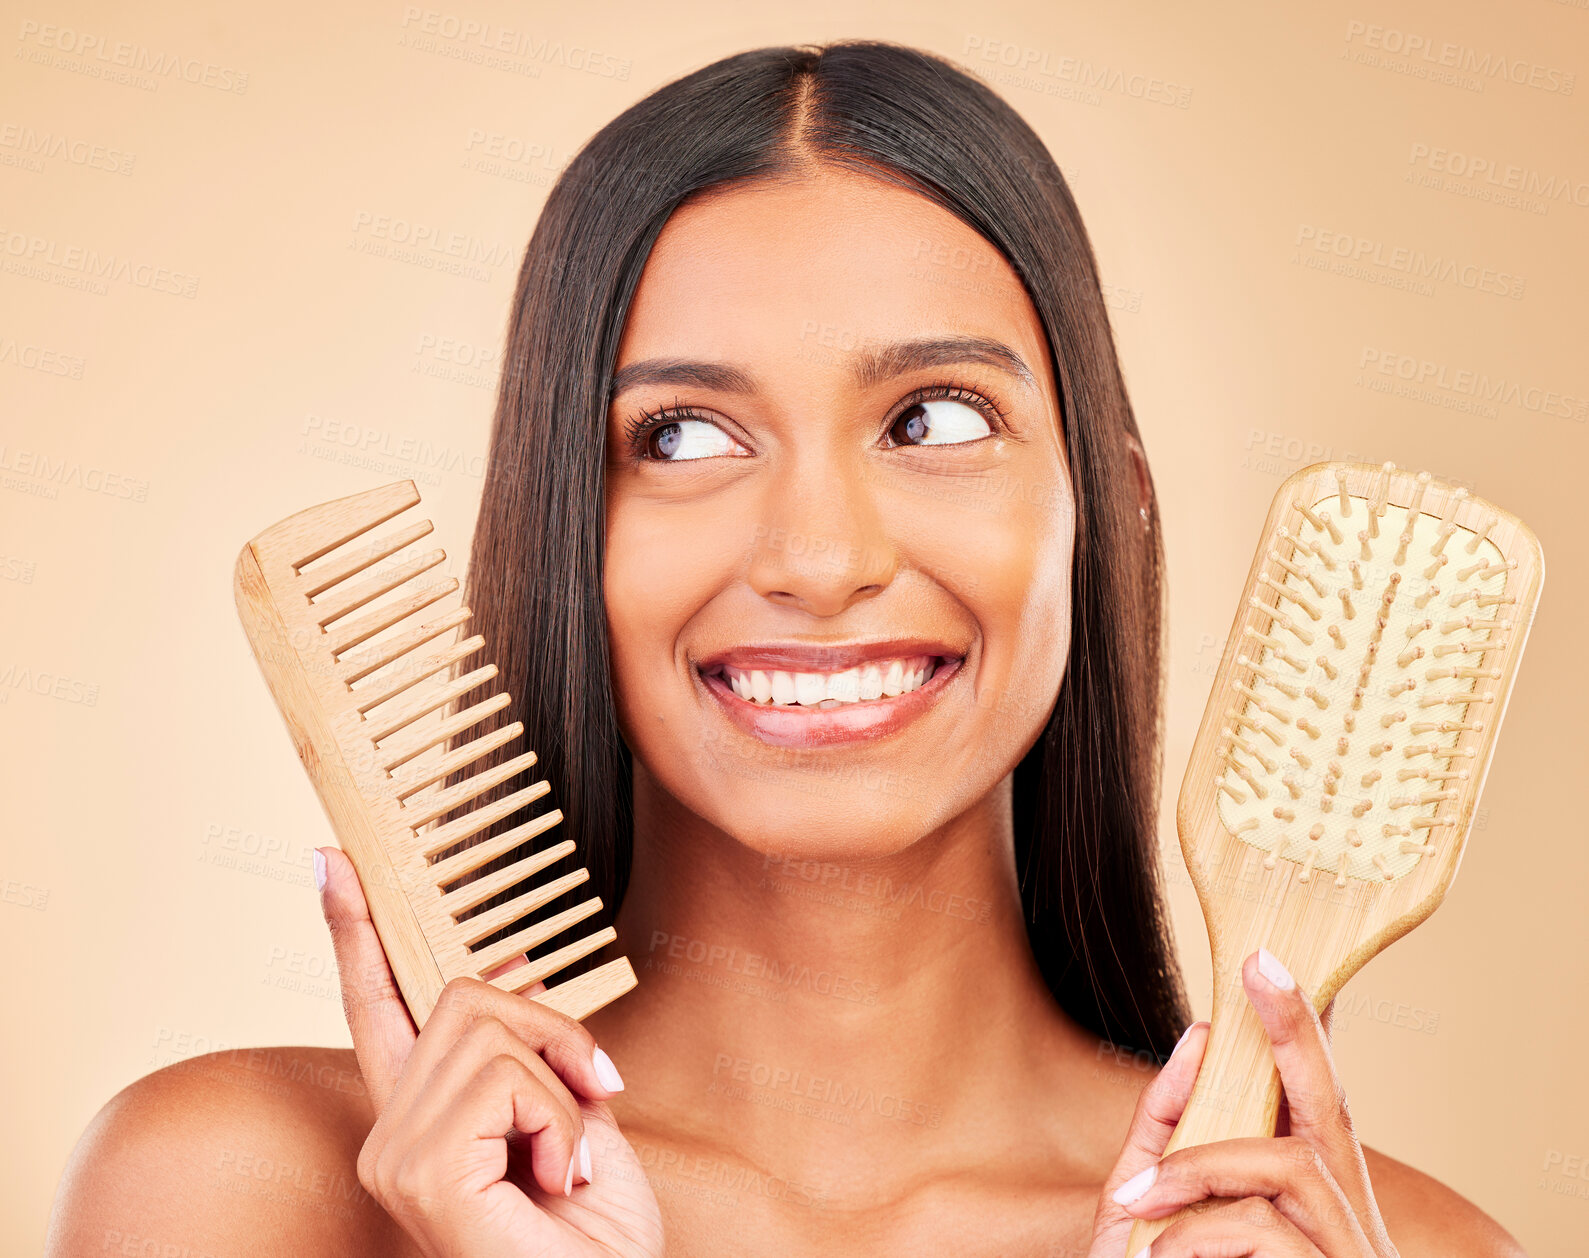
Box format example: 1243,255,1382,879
1125,433,1152,524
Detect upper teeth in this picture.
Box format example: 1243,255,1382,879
721,655,939,706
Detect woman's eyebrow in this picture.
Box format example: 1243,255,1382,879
609,334,1037,399
854,335,1037,391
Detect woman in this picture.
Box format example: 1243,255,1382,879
48,41,1523,1257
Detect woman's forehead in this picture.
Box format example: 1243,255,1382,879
617,168,1044,372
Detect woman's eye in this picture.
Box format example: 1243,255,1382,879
645,418,746,461
887,399,993,447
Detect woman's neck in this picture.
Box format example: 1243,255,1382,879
586,767,1110,1200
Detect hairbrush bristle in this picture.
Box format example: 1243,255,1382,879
1214,461,1522,885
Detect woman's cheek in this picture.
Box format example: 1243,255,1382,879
602,502,738,725
952,492,1073,733
602,507,682,738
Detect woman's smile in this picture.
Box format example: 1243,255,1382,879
693,639,967,747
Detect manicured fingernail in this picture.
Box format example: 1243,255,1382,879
564,1152,575,1196
1256,947,1295,991
313,847,326,892
593,1045,625,1091
578,1133,592,1184
1112,1162,1157,1205
1130,1245,1152,1258
1170,1022,1197,1056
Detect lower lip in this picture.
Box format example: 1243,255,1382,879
698,657,963,748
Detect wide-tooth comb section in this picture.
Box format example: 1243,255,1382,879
364,663,499,744
284,480,419,568
326,578,460,657
340,606,474,685
486,927,619,999
420,781,554,860
377,692,512,772
427,805,564,885
301,518,435,598
476,913,615,988
438,834,574,915
233,479,637,1027
391,722,524,799
353,634,487,715
1208,461,1541,886
313,547,449,628
401,749,542,828
452,872,595,952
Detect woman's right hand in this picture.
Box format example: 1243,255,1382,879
316,845,664,1258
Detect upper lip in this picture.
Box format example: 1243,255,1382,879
695,638,966,675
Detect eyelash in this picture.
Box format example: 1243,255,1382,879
621,379,1011,460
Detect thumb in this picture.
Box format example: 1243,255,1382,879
316,845,418,1112
1087,1021,1209,1255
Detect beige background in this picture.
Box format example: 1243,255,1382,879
4,0,1586,1252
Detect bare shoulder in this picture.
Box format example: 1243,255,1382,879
1361,1142,1529,1257
45,1045,412,1258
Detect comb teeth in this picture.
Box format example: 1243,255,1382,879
234,479,636,1026
1212,462,1536,886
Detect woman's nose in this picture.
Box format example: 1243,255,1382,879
744,461,897,617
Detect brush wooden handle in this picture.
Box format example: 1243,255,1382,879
1126,968,1286,1247
1166,975,1284,1157
1128,936,1359,1247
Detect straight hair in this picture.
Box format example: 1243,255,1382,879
454,39,1191,1059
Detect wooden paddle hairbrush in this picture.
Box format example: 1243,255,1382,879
1130,460,1543,1250
233,478,637,1027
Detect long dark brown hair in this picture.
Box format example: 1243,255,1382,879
455,39,1190,1059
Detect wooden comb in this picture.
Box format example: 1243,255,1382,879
1129,460,1543,1250
233,478,637,1027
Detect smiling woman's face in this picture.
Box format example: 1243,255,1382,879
603,163,1075,857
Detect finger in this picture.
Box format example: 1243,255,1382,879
1275,995,1335,1139
481,953,530,981
389,1014,587,1179
422,976,625,1105
1115,1135,1373,1253
1090,1022,1209,1243
317,845,418,1111
1241,950,1345,1140
1242,948,1379,1225
1149,1193,1325,1257
426,1052,585,1199
577,1096,624,1179
478,953,547,997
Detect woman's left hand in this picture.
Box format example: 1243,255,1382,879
1088,947,1400,1257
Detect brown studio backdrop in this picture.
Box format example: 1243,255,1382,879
2,0,1586,1252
